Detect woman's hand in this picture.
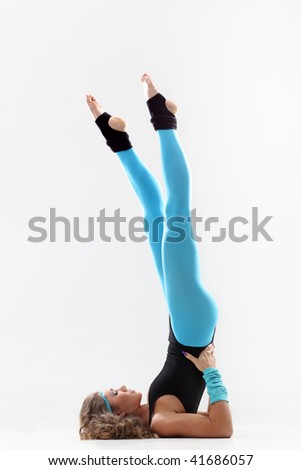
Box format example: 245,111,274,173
183,343,216,372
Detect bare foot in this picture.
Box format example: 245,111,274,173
86,95,127,131
140,73,178,115
86,95,104,120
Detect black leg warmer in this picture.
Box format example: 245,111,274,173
95,112,133,153
146,93,177,131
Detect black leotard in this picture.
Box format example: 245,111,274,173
147,320,216,425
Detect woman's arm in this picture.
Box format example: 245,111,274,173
150,401,232,438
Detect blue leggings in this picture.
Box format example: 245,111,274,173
116,129,218,347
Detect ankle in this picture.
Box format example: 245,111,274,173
109,116,127,132
165,99,178,115
95,112,132,153
146,93,178,131
92,109,104,120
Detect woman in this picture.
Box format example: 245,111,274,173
79,73,233,439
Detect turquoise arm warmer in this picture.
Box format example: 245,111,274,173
203,367,229,405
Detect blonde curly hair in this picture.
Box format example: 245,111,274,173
79,392,156,439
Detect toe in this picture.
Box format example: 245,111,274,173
141,73,150,82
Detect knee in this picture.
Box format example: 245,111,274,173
165,200,190,220
144,212,165,236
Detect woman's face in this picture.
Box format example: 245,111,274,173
104,385,142,415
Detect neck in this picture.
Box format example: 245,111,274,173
134,403,149,427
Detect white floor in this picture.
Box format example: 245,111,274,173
1,423,300,451
1,403,300,451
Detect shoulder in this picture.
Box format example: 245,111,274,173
149,395,184,437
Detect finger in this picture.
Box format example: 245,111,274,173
182,351,196,364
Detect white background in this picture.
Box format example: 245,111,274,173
0,0,301,451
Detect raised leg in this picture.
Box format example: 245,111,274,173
115,148,165,292
159,130,218,347
141,74,218,347
86,94,166,292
